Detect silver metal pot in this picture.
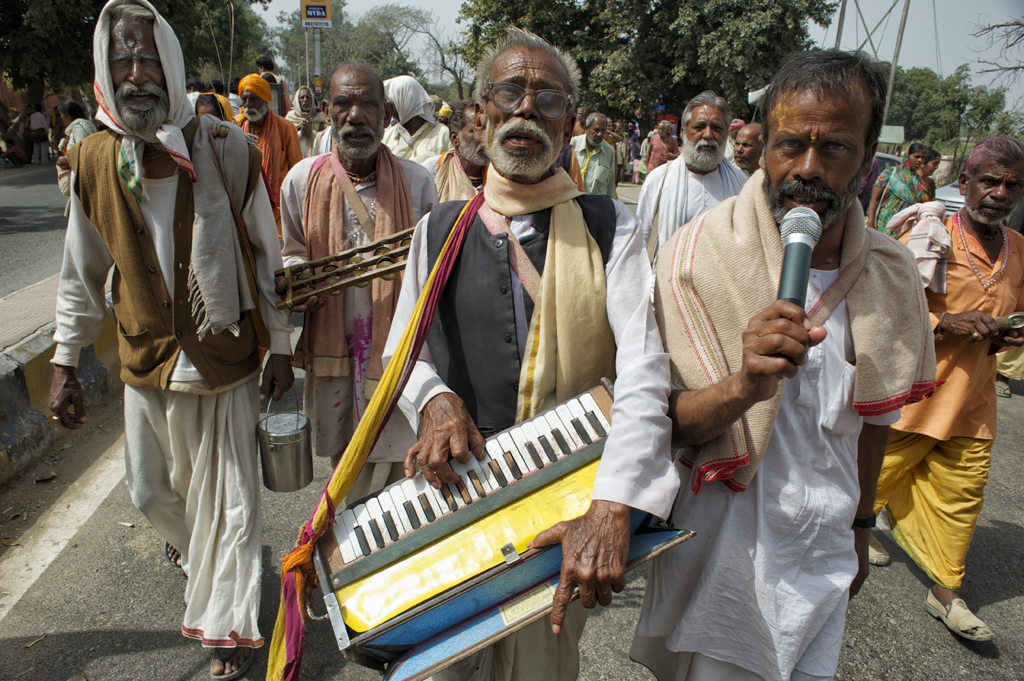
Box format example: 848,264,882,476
257,395,313,493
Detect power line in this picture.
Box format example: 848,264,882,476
931,0,944,76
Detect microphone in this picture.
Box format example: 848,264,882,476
776,207,823,308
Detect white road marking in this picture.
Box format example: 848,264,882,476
0,436,126,623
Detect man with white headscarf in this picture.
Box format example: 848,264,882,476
381,75,451,163
285,85,327,158
638,91,747,258
47,2,293,678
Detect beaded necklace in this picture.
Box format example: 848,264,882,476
955,209,1008,291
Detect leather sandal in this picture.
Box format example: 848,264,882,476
868,533,890,566
924,588,995,641
211,646,253,680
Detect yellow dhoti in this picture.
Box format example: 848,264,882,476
874,430,992,590
996,345,1024,381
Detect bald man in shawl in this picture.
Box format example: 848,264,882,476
382,28,676,681
421,99,488,202
236,73,302,232
285,85,327,159
279,62,437,491
633,51,938,681
381,75,452,164
47,1,294,677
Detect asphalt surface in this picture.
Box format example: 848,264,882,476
2,181,1022,681
0,163,68,298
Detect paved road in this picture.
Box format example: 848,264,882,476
3,382,1024,681
0,163,68,298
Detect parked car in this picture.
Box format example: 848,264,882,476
875,152,901,176
935,181,1024,233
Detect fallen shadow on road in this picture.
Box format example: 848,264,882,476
0,164,63,190
1,628,205,681
872,520,1024,661
0,206,68,235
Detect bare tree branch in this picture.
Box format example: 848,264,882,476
973,18,1024,85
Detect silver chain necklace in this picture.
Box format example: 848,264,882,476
955,209,1008,291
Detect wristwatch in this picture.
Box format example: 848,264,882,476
852,514,876,529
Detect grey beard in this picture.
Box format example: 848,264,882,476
243,105,267,124
965,200,1015,228
764,172,861,232
333,120,384,162
485,118,557,182
115,81,169,135
458,130,489,167
682,137,723,174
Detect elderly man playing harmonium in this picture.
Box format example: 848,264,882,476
381,27,676,681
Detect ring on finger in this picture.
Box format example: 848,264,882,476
971,331,981,340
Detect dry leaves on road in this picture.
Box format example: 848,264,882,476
24,634,46,648
2,537,21,546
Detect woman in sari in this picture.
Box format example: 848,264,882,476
918,147,941,201
866,142,929,236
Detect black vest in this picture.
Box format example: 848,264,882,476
424,195,617,437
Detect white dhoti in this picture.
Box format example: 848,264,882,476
123,376,263,648
628,642,833,681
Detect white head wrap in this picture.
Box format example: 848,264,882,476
93,0,196,192
383,75,435,126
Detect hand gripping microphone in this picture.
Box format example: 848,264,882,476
776,207,823,308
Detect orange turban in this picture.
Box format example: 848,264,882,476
238,74,271,102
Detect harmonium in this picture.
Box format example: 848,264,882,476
311,381,693,680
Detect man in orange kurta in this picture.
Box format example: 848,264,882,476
236,74,302,233
874,135,1024,643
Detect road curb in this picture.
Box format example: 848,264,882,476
0,313,121,485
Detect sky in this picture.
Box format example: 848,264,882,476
254,0,1023,106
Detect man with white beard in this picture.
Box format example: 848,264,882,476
637,90,747,258
278,62,436,486
382,26,675,681
236,73,302,233
48,1,294,677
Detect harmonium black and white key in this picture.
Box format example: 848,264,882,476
311,383,693,680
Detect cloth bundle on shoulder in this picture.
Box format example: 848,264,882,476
890,200,951,294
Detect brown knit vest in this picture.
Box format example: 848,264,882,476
67,119,265,389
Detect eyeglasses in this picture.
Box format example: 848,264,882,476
487,82,572,120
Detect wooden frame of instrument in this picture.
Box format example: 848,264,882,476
275,227,416,309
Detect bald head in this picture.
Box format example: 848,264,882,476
733,123,764,175
327,61,394,167
329,62,385,101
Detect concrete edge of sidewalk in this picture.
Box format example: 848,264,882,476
0,313,122,485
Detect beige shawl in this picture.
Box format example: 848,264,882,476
296,146,413,397
483,167,617,420
435,151,479,202
655,170,940,493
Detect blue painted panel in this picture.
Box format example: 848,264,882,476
364,509,651,648
379,528,684,681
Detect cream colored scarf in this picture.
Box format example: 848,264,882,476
655,170,940,493
435,151,479,202
483,167,618,420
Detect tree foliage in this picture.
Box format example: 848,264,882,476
456,0,837,119
272,2,432,88
884,63,1009,180
0,0,271,108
